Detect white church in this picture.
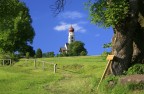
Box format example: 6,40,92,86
59,25,75,53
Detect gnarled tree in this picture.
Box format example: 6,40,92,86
89,0,144,75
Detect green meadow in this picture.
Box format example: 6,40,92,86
0,56,106,94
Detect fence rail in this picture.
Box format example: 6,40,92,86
20,59,57,73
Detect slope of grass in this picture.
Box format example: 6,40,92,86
0,56,106,94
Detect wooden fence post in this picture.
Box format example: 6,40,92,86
10,59,12,66
42,62,45,70
34,59,36,69
54,64,57,73
3,60,4,66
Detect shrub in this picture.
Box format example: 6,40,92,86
36,48,42,58
126,64,144,75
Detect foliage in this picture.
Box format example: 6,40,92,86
103,42,112,48
56,52,69,57
80,51,87,56
0,0,35,53
19,45,35,57
36,48,42,58
43,52,55,57
88,0,129,27
68,41,87,56
101,51,110,60
126,64,144,75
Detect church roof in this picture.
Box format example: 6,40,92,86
59,47,66,52
69,25,74,32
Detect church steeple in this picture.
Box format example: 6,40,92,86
69,25,74,32
68,25,75,44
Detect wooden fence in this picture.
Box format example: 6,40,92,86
0,59,12,66
20,59,57,73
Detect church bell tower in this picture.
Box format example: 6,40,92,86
68,25,75,44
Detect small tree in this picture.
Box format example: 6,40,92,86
36,48,42,58
68,41,87,56
47,52,55,57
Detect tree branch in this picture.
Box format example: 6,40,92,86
50,0,66,16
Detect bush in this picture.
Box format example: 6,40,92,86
36,48,42,58
126,64,144,75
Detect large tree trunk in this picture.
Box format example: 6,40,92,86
112,21,134,75
111,0,140,75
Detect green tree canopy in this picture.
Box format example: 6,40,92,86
103,42,112,49
36,48,42,58
88,0,129,27
68,41,87,56
43,52,55,57
0,0,35,53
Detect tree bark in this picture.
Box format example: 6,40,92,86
112,20,134,75
132,25,144,64
133,0,144,64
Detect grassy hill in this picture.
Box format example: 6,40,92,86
1,56,143,94
0,56,107,94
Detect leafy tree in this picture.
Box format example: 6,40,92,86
68,41,87,56
47,52,55,57
19,45,35,57
43,52,55,57
36,48,42,58
88,0,144,75
0,0,35,54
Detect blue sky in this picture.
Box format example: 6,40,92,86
20,0,113,55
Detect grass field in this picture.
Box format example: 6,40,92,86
0,56,107,94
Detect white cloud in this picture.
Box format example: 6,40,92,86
54,22,86,33
60,11,84,19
